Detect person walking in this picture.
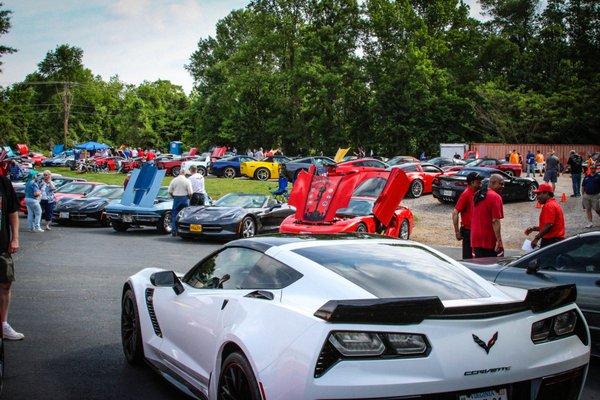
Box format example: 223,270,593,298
535,150,545,177
582,164,600,228
471,174,505,258
0,171,24,340
509,149,519,165
525,183,565,248
39,170,56,230
567,150,583,197
168,169,192,236
452,172,483,259
188,165,207,206
543,151,560,191
24,170,43,232
525,150,535,177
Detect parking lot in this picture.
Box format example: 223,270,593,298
3,223,598,399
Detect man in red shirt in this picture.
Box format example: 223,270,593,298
452,172,483,259
471,174,505,258
525,183,565,248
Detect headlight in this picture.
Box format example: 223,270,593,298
82,201,105,211
531,310,578,344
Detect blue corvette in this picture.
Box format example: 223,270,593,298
105,164,174,234
209,155,256,178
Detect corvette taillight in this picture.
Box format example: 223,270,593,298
531,309,586,344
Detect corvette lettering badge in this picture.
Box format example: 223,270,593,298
472,332,498,354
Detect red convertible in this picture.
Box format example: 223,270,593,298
279,165,414,239
443,158,522,177
391,162,444,198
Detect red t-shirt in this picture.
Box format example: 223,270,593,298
539,198,565,239
146,151,156,160
454,187,474,229
471,189,504,249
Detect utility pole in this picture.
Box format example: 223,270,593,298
62,82,72,146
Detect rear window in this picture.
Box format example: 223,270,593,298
293,243,489,300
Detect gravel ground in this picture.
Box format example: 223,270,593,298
408,173,599,250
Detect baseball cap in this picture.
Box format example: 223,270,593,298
533,182,554,194
466,172,483,184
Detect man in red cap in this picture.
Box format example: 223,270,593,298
525,183,565,248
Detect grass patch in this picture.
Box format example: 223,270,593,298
44,167,286,199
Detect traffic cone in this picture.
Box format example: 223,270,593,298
535,201,542,208
561,193,567,203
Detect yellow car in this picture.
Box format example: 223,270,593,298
240,155,291,181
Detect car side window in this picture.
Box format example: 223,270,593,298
184,248,264,289
422,165,442,173
240,255,303,289
519,237,600,273
481,160,495,166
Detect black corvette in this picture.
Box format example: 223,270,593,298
432,167,538,203
53,185,124,225
176,193,295,240
284,156,336,182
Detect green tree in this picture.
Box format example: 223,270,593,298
0,2,16,73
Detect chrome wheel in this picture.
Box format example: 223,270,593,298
241,217,256,238
505,170,514,177
163,212,172,234
410,180,423,198
399,219,410,239
255,168,270,181
356,222,368,233
171,166,180,177
527,184,537,201
224,167,236,179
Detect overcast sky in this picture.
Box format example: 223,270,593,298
0,0,484,93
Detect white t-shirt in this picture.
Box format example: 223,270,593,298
189,173,206,194
168,175,193,197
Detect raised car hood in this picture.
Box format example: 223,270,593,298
121,164,165,208
288,166,409,225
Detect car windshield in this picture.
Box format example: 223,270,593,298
353,177,387,197
293,243,490,300
341,198,374,216
157,187,170,198
87,186,123,199
57,183,94,194
387,156,413,166
215,193,267,208
397,163,418,172
465,159,483,167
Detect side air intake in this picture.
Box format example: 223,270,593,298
145,288,162,337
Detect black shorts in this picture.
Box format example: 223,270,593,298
0,252,15,283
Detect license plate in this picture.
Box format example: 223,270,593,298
441,189,453,196
459,388,507,400
59,212,69,219
122,214,133,223
190,224,203,232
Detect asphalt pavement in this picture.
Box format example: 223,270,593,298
3,223,599,399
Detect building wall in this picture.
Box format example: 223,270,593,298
470,143,600,165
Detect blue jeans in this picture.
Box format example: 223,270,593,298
25,198,42,230
571,173,582,196
171,196,189,234
526,164,535,177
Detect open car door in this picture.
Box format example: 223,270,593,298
372,168,409,227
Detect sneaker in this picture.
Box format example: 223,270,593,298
34,228,44,233
3,323,24,340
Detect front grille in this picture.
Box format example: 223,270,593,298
145,288,162,337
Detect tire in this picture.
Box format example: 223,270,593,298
223,167,236,179
254,167,271,181
157,212,172,234
527,183,538,202
121,289,145,365
171,166,180,177
399,219,410,240
240,216,256,238
505,170,514,177
218,352,261,400
198,166,207,177
408,180,424,198
112,221,130,232
356,222,368,233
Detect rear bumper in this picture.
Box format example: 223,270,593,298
432,185,462,202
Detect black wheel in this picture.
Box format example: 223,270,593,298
121,289,144,365
112,221,130,232
198,166,207,177
218,352,261,400
408,180,423,198
356,222,368,233
527,183,538,202
171,166,180,177
224,167,236,179
399,219,410,240
157,212,172,234
254,168,271,181
240,216,256,238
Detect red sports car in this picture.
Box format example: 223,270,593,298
279,165,414,239
391,162,444,198
336,157,388,170
120,158,143,173
156,155,200,176
443,157,522,177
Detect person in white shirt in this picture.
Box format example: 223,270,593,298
131,148,138,158
168,169,192,235
188,165,207,205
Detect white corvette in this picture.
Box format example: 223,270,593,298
121,235,591,400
